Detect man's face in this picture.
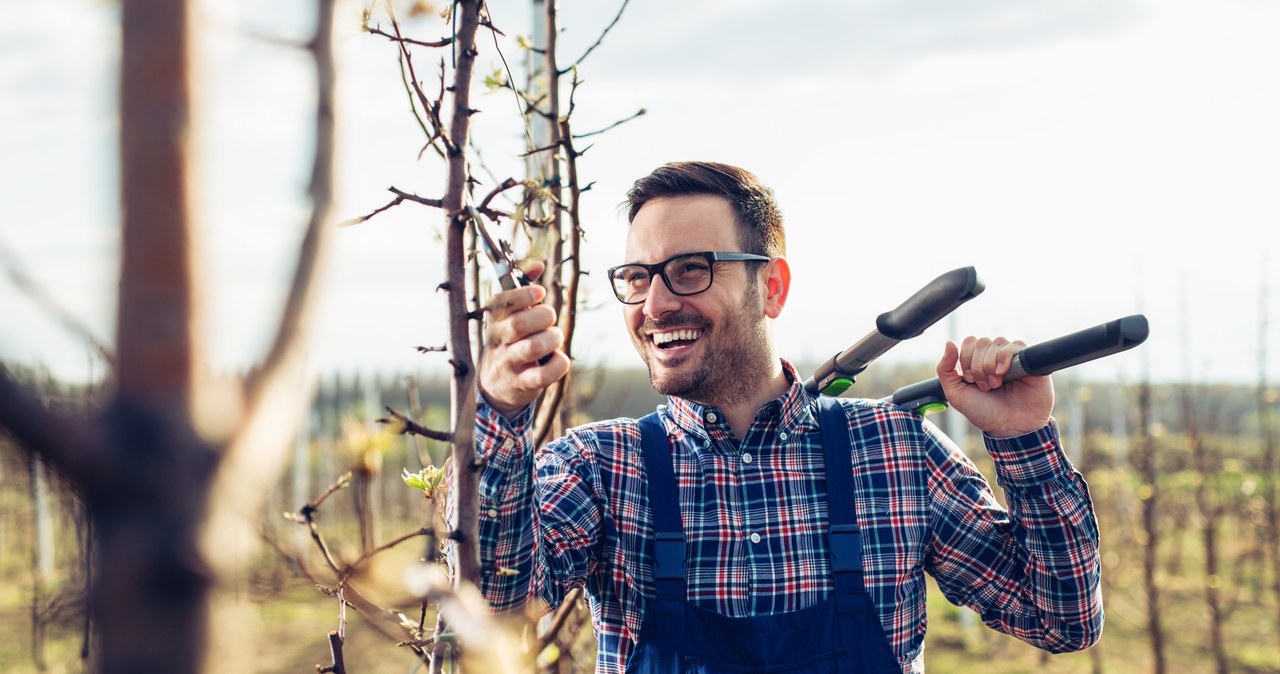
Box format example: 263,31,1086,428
623,194,772,406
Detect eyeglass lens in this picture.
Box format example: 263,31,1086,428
611,253,713,303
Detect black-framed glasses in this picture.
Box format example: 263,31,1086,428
607,251,771,304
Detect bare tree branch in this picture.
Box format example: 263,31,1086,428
478,177,521,213
568,0,632,70
338,527,435,584
0,367,100,483
339,187,445,227
385,2,454,157
574,108,647,139
537,587,583,651
480,5,543,184
318,630,346,674
211,0,340,603
0,237,116,368
366,23,453,49
557,117,584,360
378,405,452,442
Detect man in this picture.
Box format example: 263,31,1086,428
466,161,1102,673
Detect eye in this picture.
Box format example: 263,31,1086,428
615,266,650,286
668,256,711,281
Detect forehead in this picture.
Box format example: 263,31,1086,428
624,194,739,263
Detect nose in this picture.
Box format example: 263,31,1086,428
642,272,682,318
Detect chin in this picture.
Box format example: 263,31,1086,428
646,361,685,396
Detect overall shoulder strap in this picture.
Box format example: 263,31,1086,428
637,412,686,599
816,397,866,600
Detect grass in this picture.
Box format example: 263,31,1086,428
6,567,1280,674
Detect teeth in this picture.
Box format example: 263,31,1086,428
653,329,702,345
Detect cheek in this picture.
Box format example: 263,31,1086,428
622,305,643,332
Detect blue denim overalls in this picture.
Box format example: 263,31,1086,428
626,397,901,674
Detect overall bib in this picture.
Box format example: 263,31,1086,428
625,397,901,674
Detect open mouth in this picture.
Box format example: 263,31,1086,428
652,328,703,350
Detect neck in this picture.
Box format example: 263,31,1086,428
715,359,789,440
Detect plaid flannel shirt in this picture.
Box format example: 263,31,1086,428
468,361,1102,674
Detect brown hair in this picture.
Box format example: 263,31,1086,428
624,161,786,257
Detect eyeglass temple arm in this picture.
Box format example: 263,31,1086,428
802,266,985,396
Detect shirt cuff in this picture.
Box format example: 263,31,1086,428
475,393,534,474
983,418,1071,488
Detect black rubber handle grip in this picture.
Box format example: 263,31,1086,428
887,314,1150,413
1012,314,1149,377
803,266,985,395
876,266,985,340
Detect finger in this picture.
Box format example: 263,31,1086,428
964,337,995,391
490,304,557,348
981,336,1009,388
517,326,564,365
513,349,571,388
992,339,1025,381
957,337,977,384
520,260,547,284
488,284,546,323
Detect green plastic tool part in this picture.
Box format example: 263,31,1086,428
820,377,853,397
915,402,949,416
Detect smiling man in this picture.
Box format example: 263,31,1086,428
466,161,1102,674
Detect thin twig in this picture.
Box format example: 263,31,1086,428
519,141,562,158
306,471,353,511
338,527,436,584
378,406,452,442
261,527,423,649
303,507,344,574
536,587,583,650
428,612,449,674
391,187,447,207
574,108,646,139
0,237,116,368
568,0,631,70
338,187,445,227
482,5,547,189
386,2,452,156
478,177,522,212
366,24,453,48
318,629,346,674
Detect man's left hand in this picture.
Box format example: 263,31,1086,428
936,336,1054,438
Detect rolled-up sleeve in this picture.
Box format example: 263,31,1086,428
926,419,1103,653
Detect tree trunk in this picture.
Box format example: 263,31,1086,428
1135,382,1166,674
30,453,54,671
93,0,215,670
444,0,487,588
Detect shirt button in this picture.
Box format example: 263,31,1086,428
706,411,719,424
779,431,789,441
749,533,762,544
487,508,499,518
501,438,514,450
742,452,753,464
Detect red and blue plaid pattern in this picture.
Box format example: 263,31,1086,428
469,362,1102,674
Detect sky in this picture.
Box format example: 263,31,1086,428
2,0,1279,391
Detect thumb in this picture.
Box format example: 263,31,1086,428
935,340,967,403
936,340,961,383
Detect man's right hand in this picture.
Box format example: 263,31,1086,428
478,262,571,419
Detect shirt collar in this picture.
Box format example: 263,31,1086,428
661,359,816,441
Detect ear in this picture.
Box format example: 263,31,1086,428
761,256,790,319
